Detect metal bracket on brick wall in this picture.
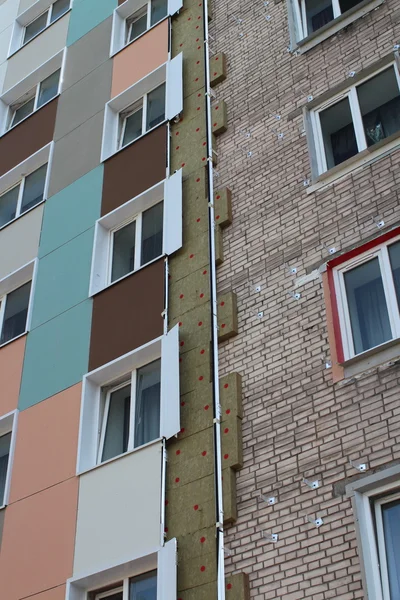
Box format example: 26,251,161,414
307,515,323,528
303,478,320,489
349,459,367,472
259,493,276,505
262,531,278,543
373,216,385,229
323,243,337,255
288,290,301,301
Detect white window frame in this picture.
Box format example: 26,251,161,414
8,69,61,130
347,465,400,600
90,171,182,296
95,584,124,599
108,199,164,284
102,55,182,161
94,571,157,600
0,410,18,510
333,234,400,360
375,491,400,600
310,62,400,175
119,83,166,150
126,3,150,44
77,327,179,475
0,260,37,349
21,0,71,48
110,0,182,56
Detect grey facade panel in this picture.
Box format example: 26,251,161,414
63,17,113,92
48,110,104,197
54,59,112,142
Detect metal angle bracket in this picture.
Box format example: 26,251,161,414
260,493,277,505
307,515,323,528
262,531,278,543
350,459,367,472
303,478,320,489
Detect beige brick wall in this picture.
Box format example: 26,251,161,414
211,0,400,597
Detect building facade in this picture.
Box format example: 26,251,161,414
0,0,399,599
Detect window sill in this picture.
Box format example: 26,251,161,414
77,436,163,477
110,15,169,59
341,337,400,379
103,119,167,163
91,254,164,298
7,10,71,60
1,95,59,138
307,130,400,194
295,0,384,55
0,331,27,351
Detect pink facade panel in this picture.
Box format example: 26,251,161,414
26,586,66,600
0,478,78,600
0,336,26,417
111,19,169,98
9,384,81,504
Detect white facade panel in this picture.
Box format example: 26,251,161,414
4,13,69,90
0,0,18,36
0,204,44,282
73,442,163,577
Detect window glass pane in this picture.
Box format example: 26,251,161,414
319,97,358,169
381,498,400,599
11,97,35,127
50,0,70,23
96,593,123,600
150,0,167,25
357,67,400,147
23,12,48,44
128,12,147,42
1,281,31,345
0,186,19,228
134,360,161,448
146,84,165,131
304,0,333,34
141,202,163,266
339,0,363,12
111,220,136,282
344,258,392,355
122,108,143,147
129,570,157,600
20,164,47,214
388,241,400,310
101,384,131,462
0,432,11,507
37,70,60,108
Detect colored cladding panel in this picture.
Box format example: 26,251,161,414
89,259,164,371
9,384,81,504
18,300,92,410
67,0,118,46
54,59,113,142
0,99,58,177
62,17,113,91
73,443,162,576
0,478,78,600
31,228,94,329
102,125,167,216
0,507,4,551
0,203,43,281
0,336,25,416
111,19,169,98
47,110,104,197
26,587,66,600
39,166,103,258
4,14,70,90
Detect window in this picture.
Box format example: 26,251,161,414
0,432,11,507
9,70,60,128
0,164,47,229
292,0,367,41
125,0,167,44
0,281,32,345
98,359,161,464
332,236,400,360
311,64,400,175
94,572,157,600
375,493,400,599
0,411,18,509
22,0,70,45
110,202,163,283
119,84,166,149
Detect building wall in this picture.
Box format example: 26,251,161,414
211,0,400,598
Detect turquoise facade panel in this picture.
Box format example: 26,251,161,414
31,228,94,330
67,0,117,46
18,300,92,410
39,166,103,258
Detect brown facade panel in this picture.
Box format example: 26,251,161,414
101,125,167,216
0,99,58,177
89,258,165,371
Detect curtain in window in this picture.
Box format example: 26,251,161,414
344,259,392,354
331,123,358,166
382,499,400,599
311,5,333,31
363,96,400,147
134,360,161,448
